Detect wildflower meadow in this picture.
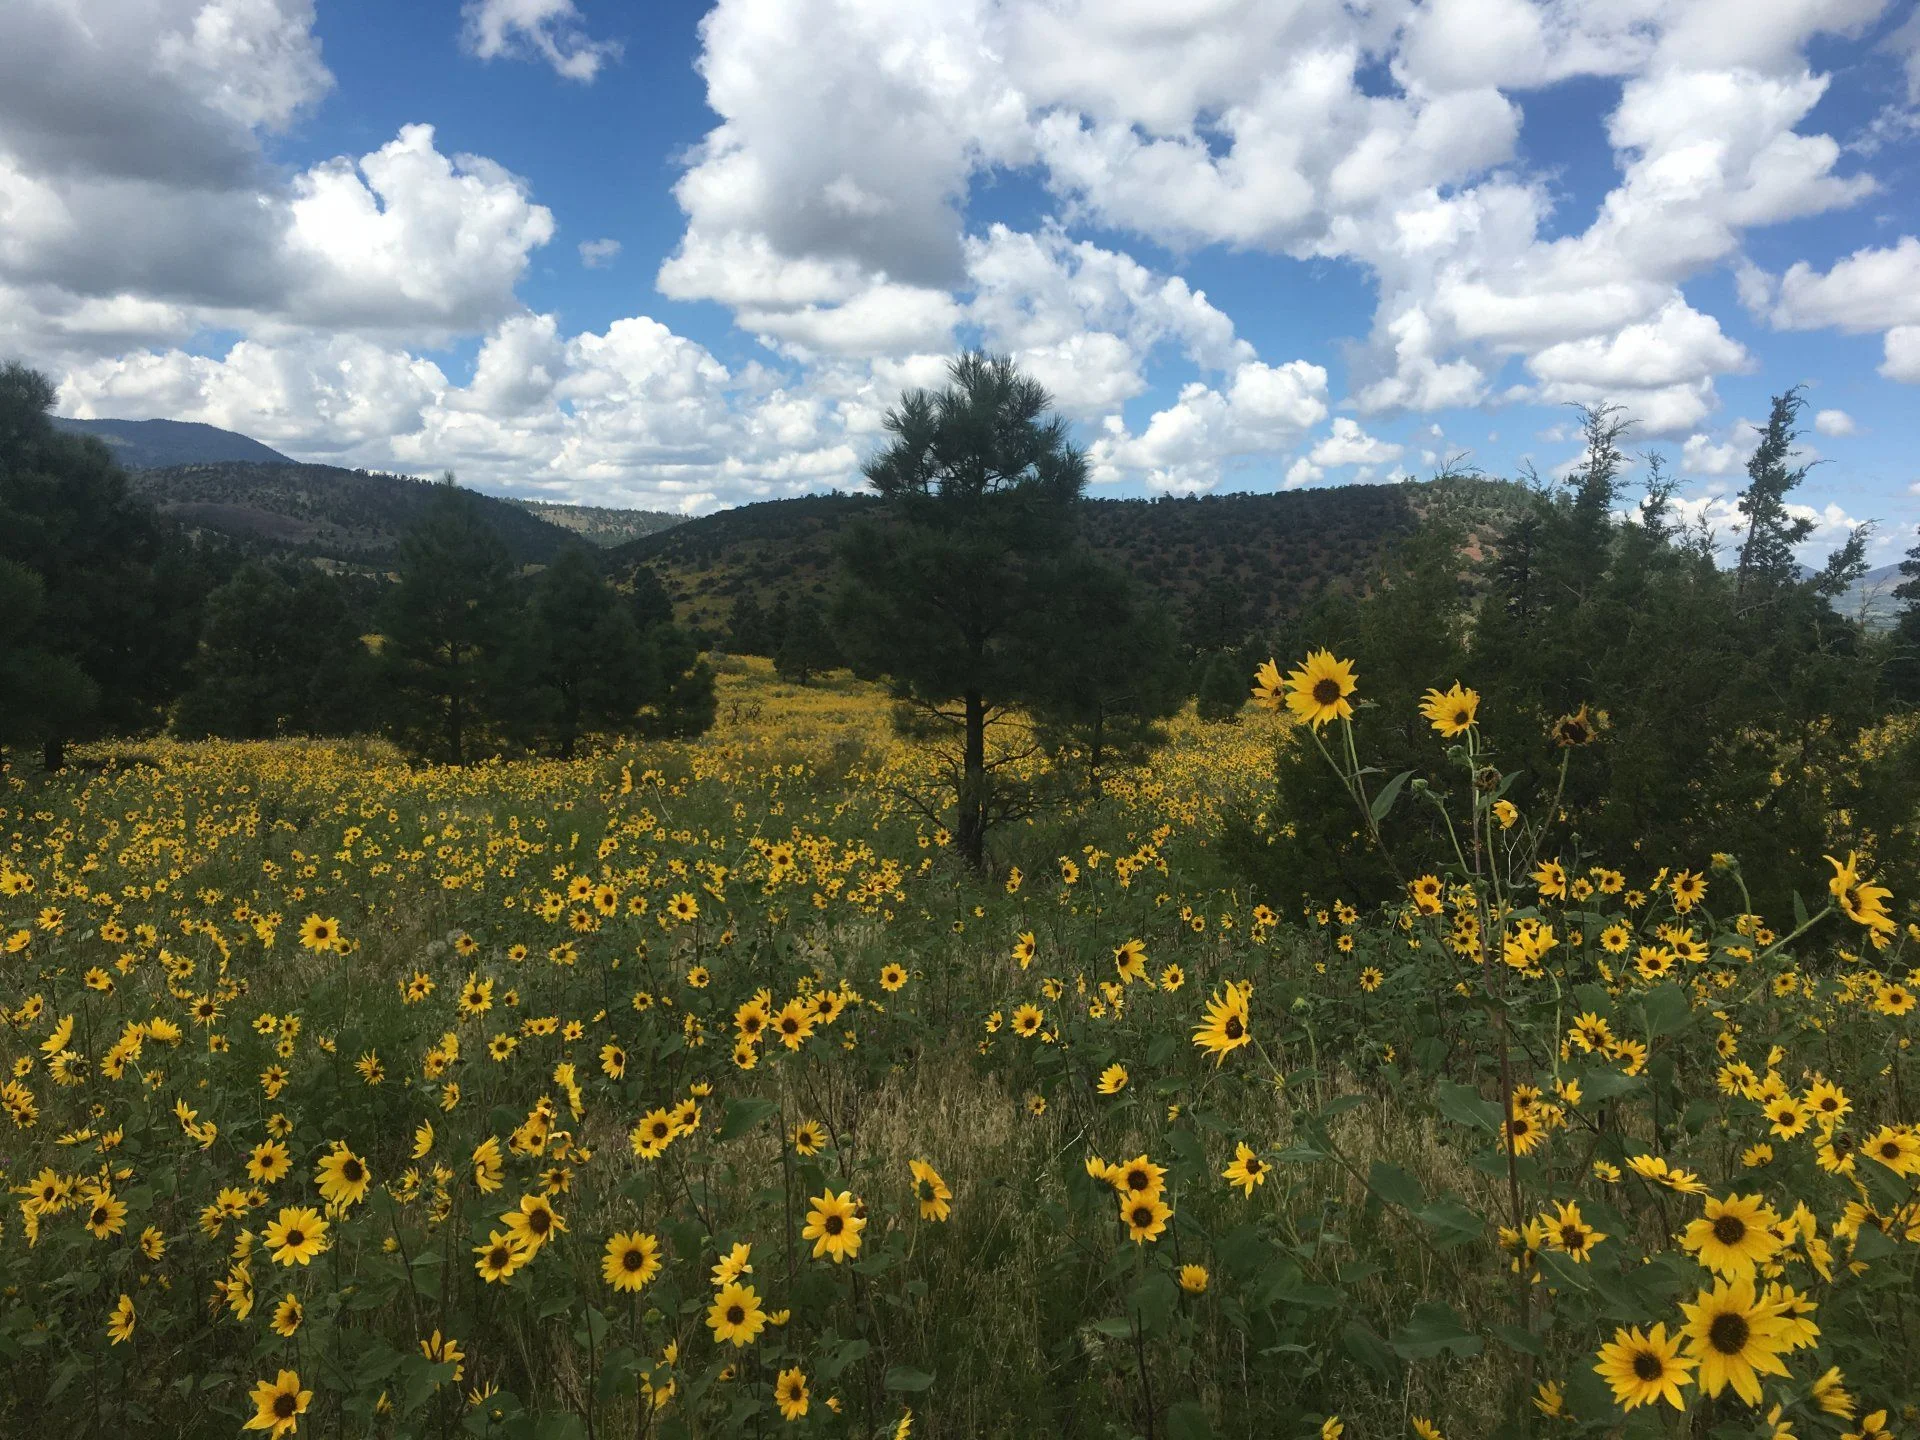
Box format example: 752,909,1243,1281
3,653,1915,1440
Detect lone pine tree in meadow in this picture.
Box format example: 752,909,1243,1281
831,352,1091,869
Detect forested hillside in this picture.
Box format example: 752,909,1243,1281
130,461,584,566
506,497,686,547
49,416,294,469
611,476,1531,642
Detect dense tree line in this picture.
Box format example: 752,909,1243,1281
1227,390,1920,917
0,363,713,768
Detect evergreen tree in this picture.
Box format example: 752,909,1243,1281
516,547,649,759
774,597,841,685
379,480,516,764
1884,531,1920,705
174,563,305,738
0,559,95,762
1032,558,1184,795
831,352,1087,868
0,362,200,766
1734,387,1817,602
727,591,775,656
1194,650,1248,723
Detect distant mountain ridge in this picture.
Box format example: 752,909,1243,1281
52,416,294,470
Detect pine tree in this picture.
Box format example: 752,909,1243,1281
774,597,840,685
1734,387,1817,602
0,559,95,762
1883,530,1920,704
0,362,198,766
1034,559,1184,795
1194,651,1248,723
379,479,516,764
831,352,1087,868
516,547,649,759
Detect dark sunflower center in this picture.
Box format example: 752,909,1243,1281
1224,1017,1243,1039
490,1247,510,1266
1131,1205,1152,1226
1632,1352,1663,1381
726,1305,745,1325
1312,678,1342,705
286,1229,305,1247
274,1394,298,1417
824,1214,844,1235
1879,1141,1901,1160
343,1161,363,1182
92,1206,108,1226
1708,1313,1749,1355
1126,1171,1149,1191
1559,1225,1583,1248
1711,1215,1746,1246
624,1249,645,1271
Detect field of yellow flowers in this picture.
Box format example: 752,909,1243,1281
2,654,1915,1440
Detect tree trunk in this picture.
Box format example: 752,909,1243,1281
957,689,987,870
43,736,65,772
1088,709,1106,801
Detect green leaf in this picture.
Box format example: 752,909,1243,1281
714,1097,777,1144
1339,1321,1399,1383
1490,1323,1543,1356
1130,1271,1179,1335
883,1366,936,1393
1166,1400,1215,1440
1088,1317,1134,1339
1435,1079,1500,1133
1639,984,1692,1038
1413,1200,1486,1248
1370,769,1416,822
1367,1161,1425,1211
1389,1301,1482,1360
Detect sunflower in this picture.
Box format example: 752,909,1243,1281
772,999,816,1049
667,892,699,922
1120,1192,1172,1244
1543,1199,1605,1261
1279,650,1359,728
270,1293,304,1338
602,1231,662,1292
1861,1124,1920,1177
1682,1193,1783,1277
1096,1063,1128,1096
502,1193,565,1251
1110,1154,1167,1202
1764,1095,1811,1140
1221,1141,1269,1196
631,1108,678,1160
773,1366,810,1420
314,1146,371,1209
908,1159,952,1221
1825,852,1895,935
1191,983,1251,1064
264,1207,329,1266
1418,682,1479,737
297,916,339,952
802,1189,866,1263
1594,1323,1694,1410
1679,1276,1794,1404
1550,704,1599,747
107,1292,135,1345
85,1192,128,1239
1670,869,1707,911
473,1230,530,1284
707,1281,767,1347
242,1370,313,1438
244,1140,292,1185
1178,1263,1209,1294
1011,931,1036,968
790,1119,827,1155
1011,1003,1045,1038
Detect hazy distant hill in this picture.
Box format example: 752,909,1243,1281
611,476,1530,640
131,461,584,567
1838,563,1904,629
51,416,294,470
506,498,685,547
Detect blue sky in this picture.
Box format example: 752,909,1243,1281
4,0,1919,564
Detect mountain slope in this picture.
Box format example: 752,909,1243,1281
131,462,584,566
610,478,1528,640
52,417,294,469
506,498,686,547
